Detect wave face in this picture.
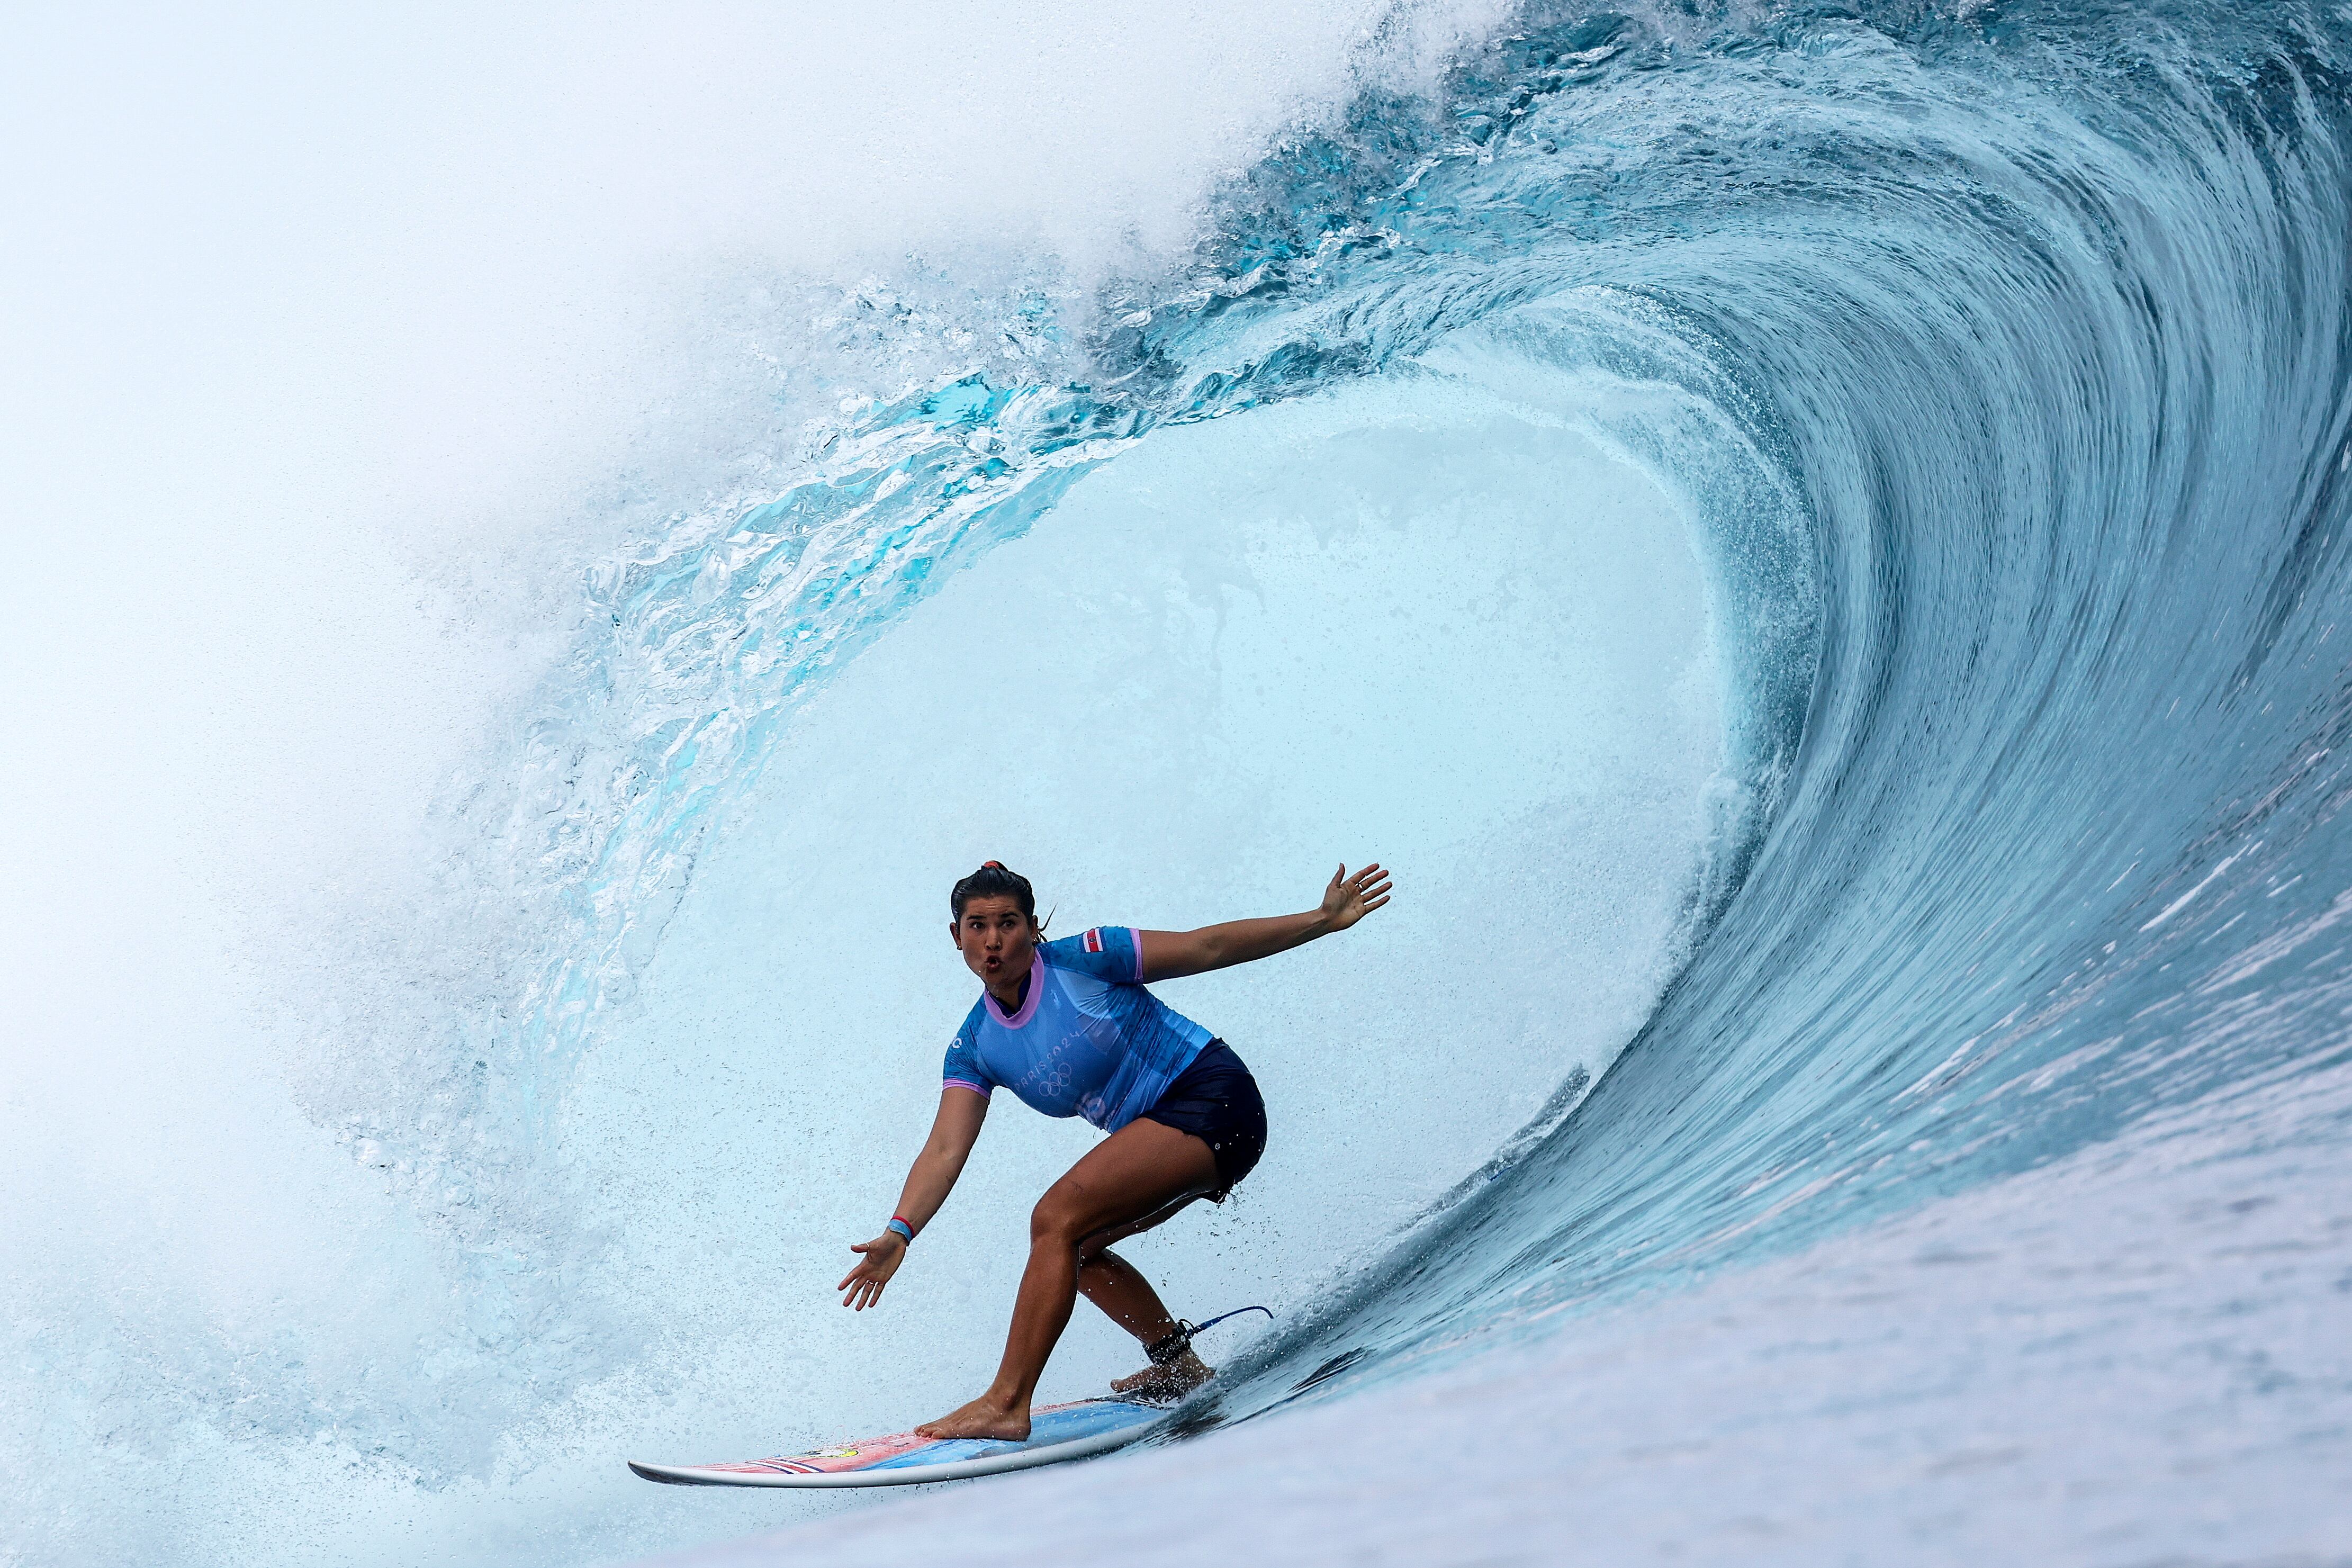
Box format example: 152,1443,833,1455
1166,0,2352,1400
1207,0,2352,1409
14,1,2352,1563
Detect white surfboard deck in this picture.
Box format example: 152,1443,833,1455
628,1397,1165,1489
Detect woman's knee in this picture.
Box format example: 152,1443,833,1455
1030,1186,1088,1246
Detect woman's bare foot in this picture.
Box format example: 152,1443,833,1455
1111,1347,1215,1403
915,1393,1032,1441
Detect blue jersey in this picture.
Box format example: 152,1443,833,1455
942,926,1213,1133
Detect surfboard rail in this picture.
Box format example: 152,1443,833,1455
628,1397,1164,1489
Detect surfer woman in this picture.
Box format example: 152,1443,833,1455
836,859,1392,1441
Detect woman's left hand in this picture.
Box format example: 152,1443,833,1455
1319,863,1392,931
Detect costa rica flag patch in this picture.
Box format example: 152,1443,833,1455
1082,928,1104,954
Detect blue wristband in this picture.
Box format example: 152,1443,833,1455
886,1216,916,1245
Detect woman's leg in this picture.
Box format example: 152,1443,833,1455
1071,1179,1211,1338
1079,1246,1219,1399
1075,1197,1222,1398
1076,1245,1182,1342
915,1118,1216,1440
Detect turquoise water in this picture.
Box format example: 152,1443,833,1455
9,1,2352,1563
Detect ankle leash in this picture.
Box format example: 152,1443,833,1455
1144,1304,1273,1367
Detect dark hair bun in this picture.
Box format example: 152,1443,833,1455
951,862,1035,919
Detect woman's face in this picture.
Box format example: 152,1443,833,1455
951,894,1039,989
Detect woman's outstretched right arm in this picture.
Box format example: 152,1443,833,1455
836,1086,988,1310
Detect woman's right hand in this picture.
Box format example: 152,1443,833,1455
837,1232,907,1310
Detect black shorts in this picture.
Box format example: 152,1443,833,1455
1138,1039,1267,1200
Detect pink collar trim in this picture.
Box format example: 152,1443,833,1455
985,956,1046,1028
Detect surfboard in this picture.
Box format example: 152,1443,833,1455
627,1396,1165,1488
